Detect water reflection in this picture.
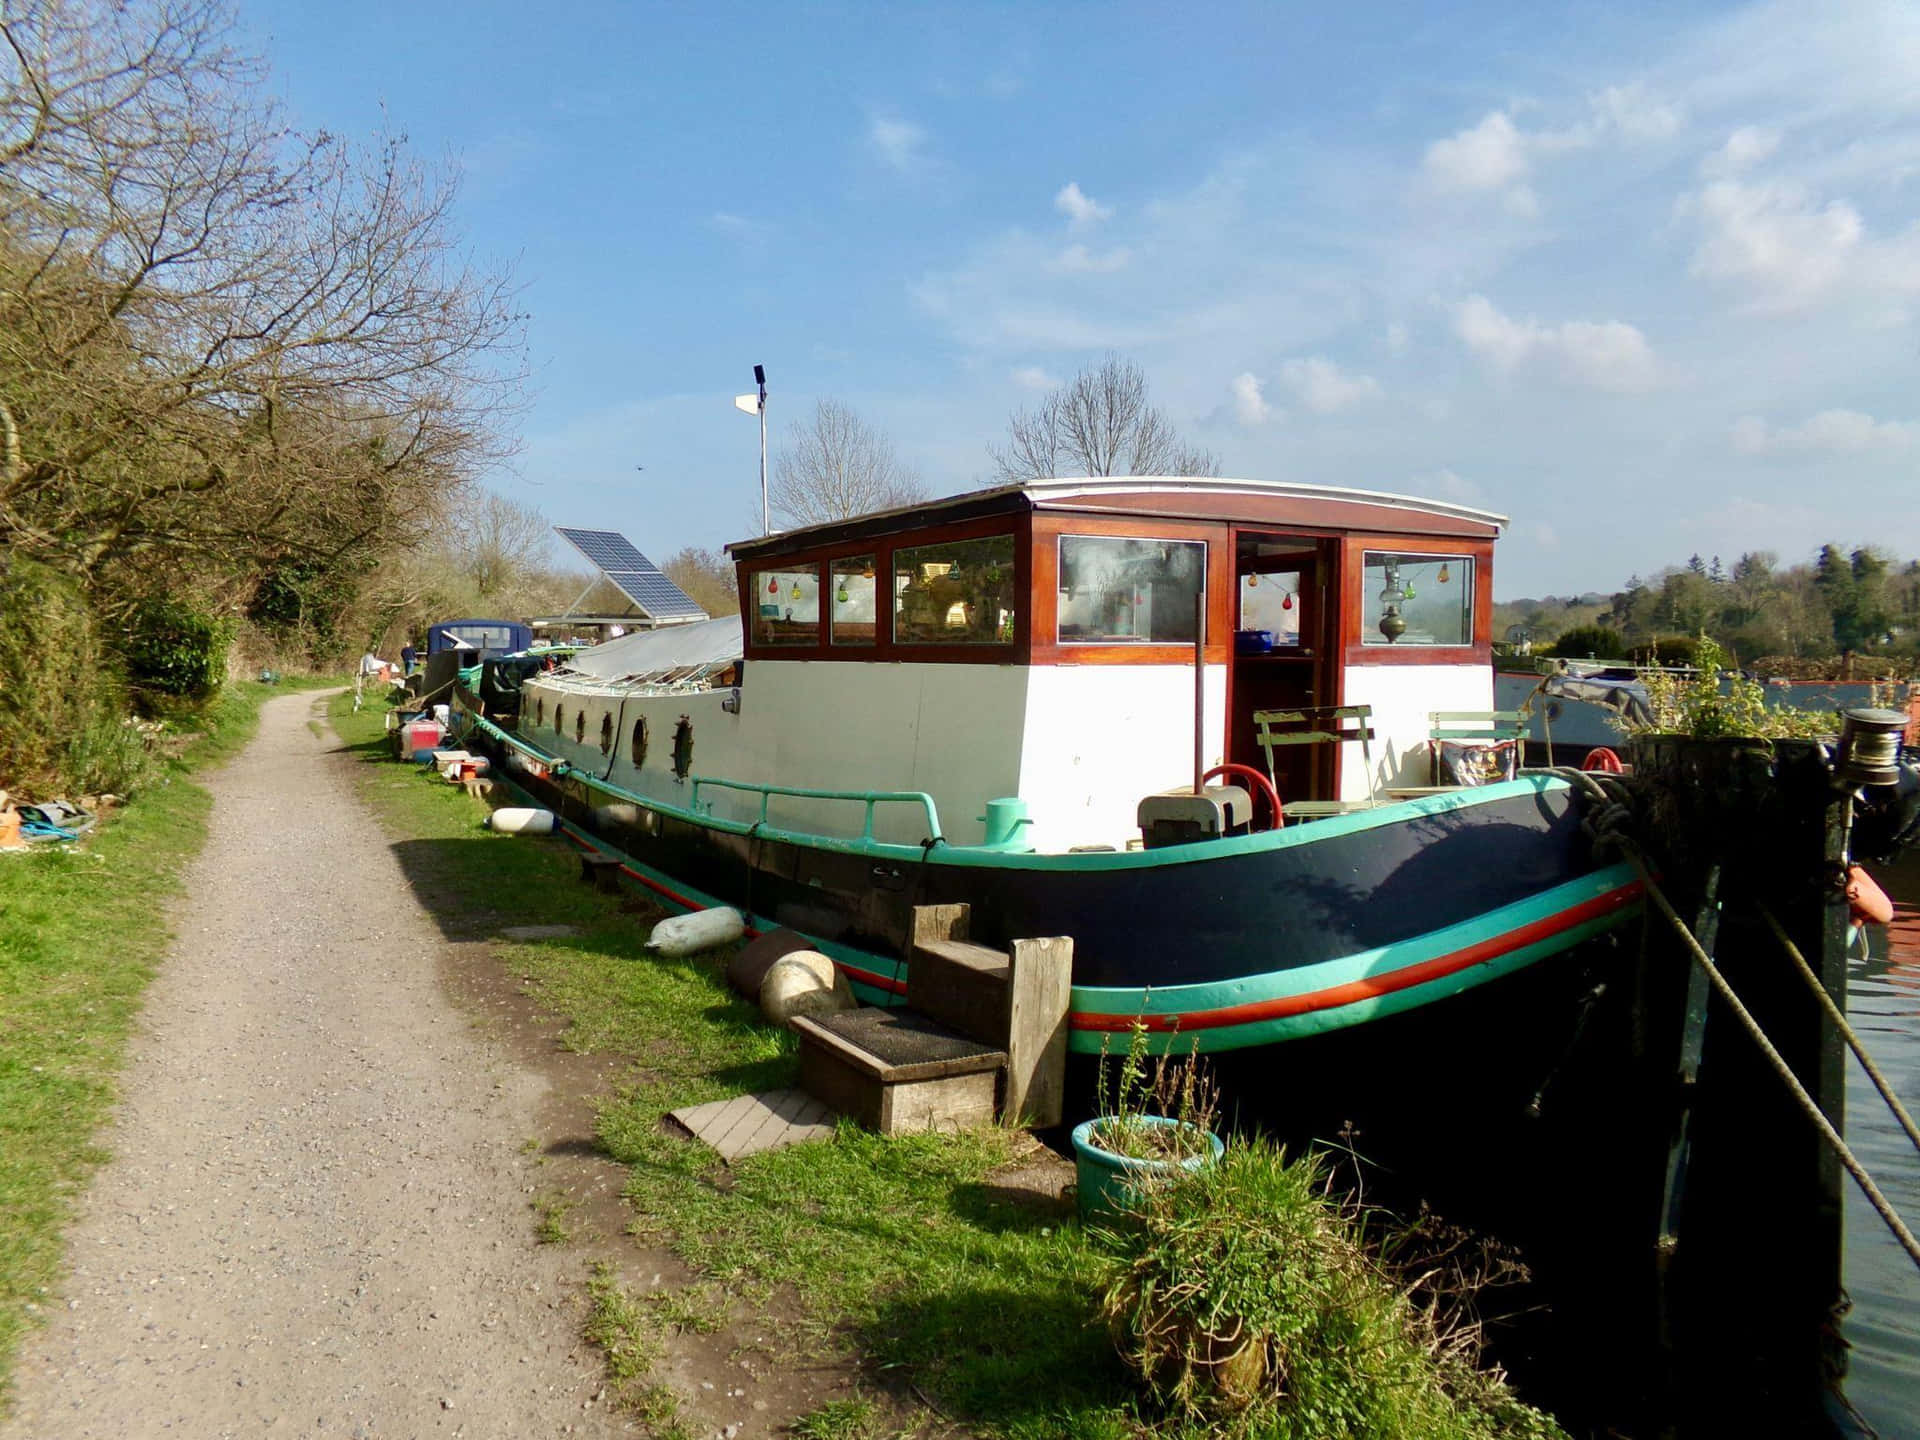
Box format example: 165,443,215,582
1845,854,1920,1439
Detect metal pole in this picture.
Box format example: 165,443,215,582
759,389,768,536
1193,591,1205,794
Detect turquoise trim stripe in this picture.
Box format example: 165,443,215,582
461,707,1573,871
1065,867,1643,1054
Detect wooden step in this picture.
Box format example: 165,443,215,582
794,1008,1005,1135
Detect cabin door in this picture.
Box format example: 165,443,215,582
1228,532,1340,807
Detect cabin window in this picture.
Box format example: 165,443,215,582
1363,552,1473,646
830,556,877,646
893,534,1016,645
575,709,587,743
631,715,649,768
599,712,613,755
535,697,546,727
1057,536,1205,644
750,565,821,647
1240,570,1303,646
553,703,564,735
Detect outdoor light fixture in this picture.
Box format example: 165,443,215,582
734,364,770,535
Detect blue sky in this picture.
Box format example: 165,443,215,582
242,0,1920,598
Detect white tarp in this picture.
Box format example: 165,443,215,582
564,616,742,680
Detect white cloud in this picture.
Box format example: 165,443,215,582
1701,125,1781,177
1731,409,1917,455
1011,365,1059,391
1054,181,1111,227
1229,372,1274,425
1452,295,1660,392
1424,111,1530,193
1421,467,1482,503
1685,178,1863,310
1593,83,1686,142
1384,322,1410,357
1277,356,1381,413
1054,243,1132,274
866,110,927,171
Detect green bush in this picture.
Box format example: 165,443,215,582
1629,633,1701,667
0,558,158,796
1099,1139,1562,1439
1543,625,1624,660
124,598,232,700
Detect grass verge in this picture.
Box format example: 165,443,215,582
328,692,1563,1440
0,678,334,1405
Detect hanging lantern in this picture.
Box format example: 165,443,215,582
767,577,779,595
1438,563,1451,585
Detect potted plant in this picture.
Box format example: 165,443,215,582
1071,1020,1225,1223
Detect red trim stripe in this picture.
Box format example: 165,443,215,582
1069,879,1644,1034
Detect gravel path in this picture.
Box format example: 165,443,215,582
3,692,627,1439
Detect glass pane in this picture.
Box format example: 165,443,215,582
830,556,877,646
1238,570,1303,646
893,535,1017,645
1057,536,1205,644
750,565,821,646
1363,552,1473,646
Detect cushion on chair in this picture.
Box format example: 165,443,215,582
1432,738,1519,787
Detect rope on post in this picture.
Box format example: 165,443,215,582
1633,858,1920,1272
1759,904,1920,1161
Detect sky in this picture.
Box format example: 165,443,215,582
239,0,1920,599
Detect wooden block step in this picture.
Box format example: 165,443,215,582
793,1007,1005,1135
578,853,625,894
908,938,1011,1045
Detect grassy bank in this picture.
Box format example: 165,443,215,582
0,679,332,1402
328,692,1562,1440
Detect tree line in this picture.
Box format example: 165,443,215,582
1497,546,1920,673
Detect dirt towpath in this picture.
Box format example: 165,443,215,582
3,692,627,1439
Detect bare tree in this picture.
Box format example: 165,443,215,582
0,0,523,594
452,491,550,601
991,354,1217,481
769,398,925,530
660,545,736,618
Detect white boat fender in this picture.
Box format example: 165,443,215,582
645,906,746,957
759,951,855,1029
484,807,556,835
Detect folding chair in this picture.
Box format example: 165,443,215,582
1253,706,1378,820
1426,710,1526,786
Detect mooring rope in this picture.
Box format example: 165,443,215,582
1759,904,1920,1161
1631,858,1920,1271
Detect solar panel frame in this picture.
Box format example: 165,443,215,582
554,526,708,620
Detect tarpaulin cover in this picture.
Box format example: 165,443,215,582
564,616,743,681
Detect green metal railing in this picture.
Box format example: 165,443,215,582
690,775,944,844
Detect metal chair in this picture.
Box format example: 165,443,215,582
1426,710,1526,785
1252,705,1378,819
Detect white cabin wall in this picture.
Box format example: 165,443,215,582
1339,663,1493,797
1017,664,1228,852
726,660,1030,846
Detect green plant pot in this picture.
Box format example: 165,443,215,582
1071,1116,1225,1223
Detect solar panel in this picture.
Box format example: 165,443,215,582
554,526,708,621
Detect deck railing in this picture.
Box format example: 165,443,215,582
689,776,945,844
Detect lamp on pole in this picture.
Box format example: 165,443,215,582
733,364,769,535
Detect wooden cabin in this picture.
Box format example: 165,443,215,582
521,477,1504,852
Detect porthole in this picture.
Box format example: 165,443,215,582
535,697,545,727
553,704,564,735
575,709,587,743
599,712,613,755
671,715,694,781
631,715,649,769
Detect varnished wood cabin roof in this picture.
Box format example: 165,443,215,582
726,477,1507,562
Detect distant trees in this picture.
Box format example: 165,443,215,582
660,546,738,618
770,399,925,530
992,354,1217,482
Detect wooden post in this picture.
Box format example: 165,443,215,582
1004,936,1073,1128
910,902,969,949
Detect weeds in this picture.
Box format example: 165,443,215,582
791,1394,881,1439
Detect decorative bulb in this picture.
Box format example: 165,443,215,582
1402,582,1417,600
1246,573,1258,588
862,563,874,579
767,578,778,595
1438,563,1451,584
790,582,803,600
836,586,849,603
1282,592,1293,611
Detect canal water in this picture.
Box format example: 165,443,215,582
1847,850,1920,1438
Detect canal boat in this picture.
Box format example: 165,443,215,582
455,476,1642,1056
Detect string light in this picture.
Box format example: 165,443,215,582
1438,563,1451,585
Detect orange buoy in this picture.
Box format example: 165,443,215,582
1846,865,1895,926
